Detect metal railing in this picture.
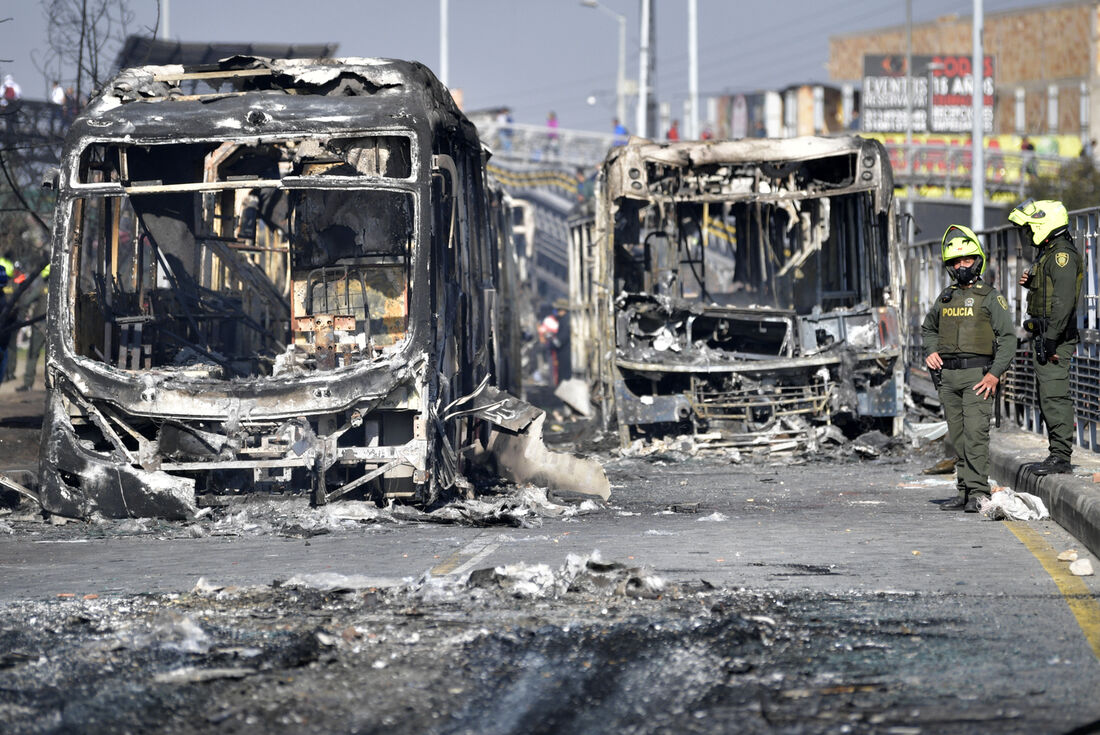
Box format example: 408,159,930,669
0,99,70,163
477,121,618,169
885,141,1081,200
475,129,1086,201
907,206,1100,451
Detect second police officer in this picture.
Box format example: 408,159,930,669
922,225,1017,512
1008,199,1084,475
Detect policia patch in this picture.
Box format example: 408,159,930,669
1055,252,1070,267
997,295,1008,310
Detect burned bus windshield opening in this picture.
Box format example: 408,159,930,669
69,183,414,378
614,185,885,315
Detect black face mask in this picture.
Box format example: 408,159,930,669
1016,225,1037,249
950,258,982,285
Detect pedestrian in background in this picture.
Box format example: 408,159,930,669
1,74,21,135
612,118,628,146
0,252,16,384
0,263,9,381
538,309,560,386
921,225,1016,512
1020,135,1038,179
1,74,21,105
666,119,679,141
1009,199,1084,475
63,86,78,125
17,265,48,392
496,108,513,153
49,80,66,134
546,111,559,158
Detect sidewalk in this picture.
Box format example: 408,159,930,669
0,354,47,477
989,427,1100,559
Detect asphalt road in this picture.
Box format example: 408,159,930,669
3,440,1100,731
4,452,1098,599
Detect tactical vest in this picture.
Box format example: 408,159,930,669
937,284,995,355
1027,234,1084,320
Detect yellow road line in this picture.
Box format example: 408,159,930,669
1007,523,1100,659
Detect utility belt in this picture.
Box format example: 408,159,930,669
1026,321,1080,343
940,356,992,371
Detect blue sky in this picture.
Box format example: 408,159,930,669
0,0,1063,132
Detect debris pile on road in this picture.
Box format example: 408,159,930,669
0,572,1082,733
0,485,603,540
465,550,667,599
421,487,601,528
978,488,1050,521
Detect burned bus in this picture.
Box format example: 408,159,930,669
568,136,906,447
37,57,520,519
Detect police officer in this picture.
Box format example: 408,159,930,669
16,264,48,392
922,225,1017,512
0,260,8,380
1008,199,1084,475
0,253,13,382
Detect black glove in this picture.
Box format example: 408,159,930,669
1044,339,1059,363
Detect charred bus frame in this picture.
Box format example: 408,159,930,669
38,57,517,519
568,136,906,447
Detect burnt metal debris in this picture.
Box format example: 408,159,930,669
568,136,907,449
35,56,606,520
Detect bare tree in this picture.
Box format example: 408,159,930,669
38,0,135,104
1,1,159,274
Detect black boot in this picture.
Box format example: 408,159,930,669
940,496,967,510
1032,455,1072,476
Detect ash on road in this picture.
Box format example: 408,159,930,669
2,408,1100,733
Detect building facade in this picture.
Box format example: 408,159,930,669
828,1,1096,141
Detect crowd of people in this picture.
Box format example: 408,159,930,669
0,73,82,136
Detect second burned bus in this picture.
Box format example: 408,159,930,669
568,135,906,447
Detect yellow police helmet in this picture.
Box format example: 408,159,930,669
940,224,987,275
1007,198,1069,245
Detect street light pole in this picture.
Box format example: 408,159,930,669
440,0,449,88
971,0,985,232
688,0,698,139
904,0,913,229
581,0,627,125
637,0,651,138
616,10,626,124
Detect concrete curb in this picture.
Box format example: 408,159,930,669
989,428,1100,559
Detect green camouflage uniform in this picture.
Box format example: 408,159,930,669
1025,232,1084,462
921,281,1017,501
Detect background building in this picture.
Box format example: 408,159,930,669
828,1,1095,142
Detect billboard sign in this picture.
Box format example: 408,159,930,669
861,54,994,134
